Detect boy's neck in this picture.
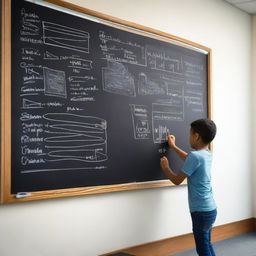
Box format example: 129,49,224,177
193,143,209,150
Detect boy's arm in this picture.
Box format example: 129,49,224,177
168,135,187,161
160,157,187,185
172,145,188,161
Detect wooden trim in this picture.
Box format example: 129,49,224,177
4,180,178,203
212,217,256,242
101,218,256,256
1,0,11,204
0,0,2,203
208,49,213,152
1,0,209,203
208,49,213,119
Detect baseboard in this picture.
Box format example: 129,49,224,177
101,218,256,256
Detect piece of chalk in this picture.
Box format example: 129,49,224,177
16,192,32,198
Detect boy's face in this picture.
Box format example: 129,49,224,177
189,128,199,149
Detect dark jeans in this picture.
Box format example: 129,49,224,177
191,209,217,256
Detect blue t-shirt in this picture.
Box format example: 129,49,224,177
181,149,216,212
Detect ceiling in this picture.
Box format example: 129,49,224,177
224,0,256,14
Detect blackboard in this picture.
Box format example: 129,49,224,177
1,0,211,202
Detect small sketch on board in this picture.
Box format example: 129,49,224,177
152,103,183,143
21,21,40,36
43,113,108,164
20,62,42,75
152,103,184,122
138,73,166,96
166,83,184,111
130,105,151,139
42,21,90,53
22,98,42,109
43,67,67,98
153,124,170,144
184,61,203,78
185,89,204,113
68,75,94,83
44,51,59,60
68,58,93,70
21,166,107,174
102,61,136,97
21,48,41,57
99,30,146,66
146,45,182,74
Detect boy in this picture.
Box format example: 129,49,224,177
160,119,217,256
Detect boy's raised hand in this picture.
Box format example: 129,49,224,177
160,156,170,173
167,135,176,148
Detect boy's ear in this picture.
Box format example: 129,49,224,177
195,132,200,141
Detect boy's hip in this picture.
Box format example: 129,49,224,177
191,209,217,233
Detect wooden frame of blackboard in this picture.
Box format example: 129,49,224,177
0,0,212,203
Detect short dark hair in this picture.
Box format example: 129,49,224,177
190,119,216,144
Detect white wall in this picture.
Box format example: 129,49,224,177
252,15,256,218
0,0,253,255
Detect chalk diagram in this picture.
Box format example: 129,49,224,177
99,30,146,66
42,21,90,53
130,105,152,139
102,61,136,97
68,58,93,71
21,21,40,36
43,67,67,98
185,89,204,113
183,60,204,113
152,103,184,143
22,98,42,109
20,13,40,36
146,45,183,75
166,83,184,109
138,73,166,96
43,113,108,164
68,75,94,83
20,62,42,75
43,51,59,60
152,103,171,143
20,8,40,36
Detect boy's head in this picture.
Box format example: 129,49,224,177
190,119,216,148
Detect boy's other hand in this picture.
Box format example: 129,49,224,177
167,135,176,148
160,156,170,173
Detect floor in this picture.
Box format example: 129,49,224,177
108,232,256,256
171,231,256,256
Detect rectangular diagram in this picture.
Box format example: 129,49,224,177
99,30,146,66
43,67,67,98
130,105,152,139
43,21,90,53
102,61,135,97
146,45,183,74
152,103,184,143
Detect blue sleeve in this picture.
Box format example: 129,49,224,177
181,152,200,177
